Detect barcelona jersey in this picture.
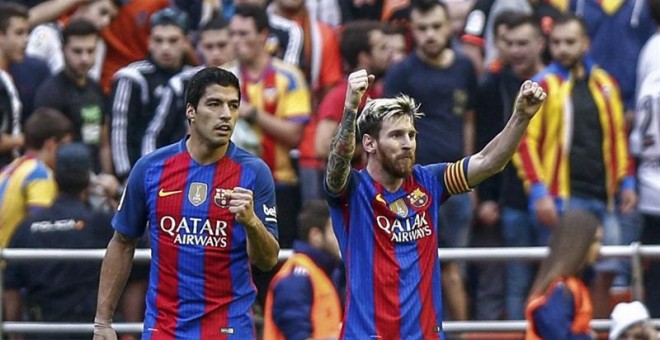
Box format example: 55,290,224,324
325,159,471,339
114,138,278,339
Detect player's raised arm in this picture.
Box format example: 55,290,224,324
466,80,547,187
325,70,374,194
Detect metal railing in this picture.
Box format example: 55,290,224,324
1,244,659,336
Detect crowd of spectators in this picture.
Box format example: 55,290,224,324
1,0,659,338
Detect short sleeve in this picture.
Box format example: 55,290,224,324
252,160,278,238
112,157,149,238
423,157,472,202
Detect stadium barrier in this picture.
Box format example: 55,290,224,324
1,243,659,337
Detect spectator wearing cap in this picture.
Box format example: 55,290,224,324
610,301,658,340
2,143,114,340
0,108,73,249
109,6,193,181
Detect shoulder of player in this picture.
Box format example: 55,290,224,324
229,146,272,174
132,143,183,172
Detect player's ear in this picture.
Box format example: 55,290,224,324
185,104,196,121
362,134,376,154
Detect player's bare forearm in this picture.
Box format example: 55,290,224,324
325,107,357,193
467,80,546,187
468,112,531,186
244,218,279,271
95,231,138,324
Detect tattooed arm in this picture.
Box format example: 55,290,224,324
325,70,374,194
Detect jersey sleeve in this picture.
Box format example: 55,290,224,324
112,157,149,238
252,160,278,238
423,157,472,202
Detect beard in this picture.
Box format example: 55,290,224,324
381,152,415,178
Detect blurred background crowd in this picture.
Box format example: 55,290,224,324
0,0,659,338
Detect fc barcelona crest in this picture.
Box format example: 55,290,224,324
188,183,208,206
214,188,233,208
407,188,429,208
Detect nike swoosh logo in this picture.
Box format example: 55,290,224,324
158,188,182,197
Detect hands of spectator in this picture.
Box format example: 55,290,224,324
535,196,559,227
93,319,117,340
619,189,637,214
514,80,547,119
477,200,500,226
91,173,120,199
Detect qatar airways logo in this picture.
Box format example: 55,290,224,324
376,212,432,243
160,216,228,247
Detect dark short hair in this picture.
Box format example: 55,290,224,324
494,11,542,37
650,0,660,25
200,15,229,32
62,19,99,46
0,3,28,34
24,108,73,150
151,7,189,33
552,13,588,37
340,20,384,71
233,4,270,33
55,143,92,195
410,0,448,17
185,67,240,109
297,200,330,241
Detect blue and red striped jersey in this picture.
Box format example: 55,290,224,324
326,159,471,339
113,138,278,339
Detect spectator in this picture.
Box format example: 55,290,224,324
630,0,660,319
513,13,637,318
475,12,546,320
224,4,311,249
142,15,235,157
25,0,120,81
34,19,112,175
525,210,603,339
610,301,658,340
383,23,409,65
384,0,478,320
461,0,560,74
267,0,343,98
263,200,342,339
0,108,73,248
0,3,29,167
3,143,114,340
99,0,170,93
560,0,656,118
110,7,191,181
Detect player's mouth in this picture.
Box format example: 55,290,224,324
214,124,232,135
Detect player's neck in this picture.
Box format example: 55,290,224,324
186,136,228,165
366,162,404,192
